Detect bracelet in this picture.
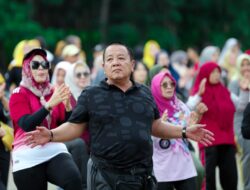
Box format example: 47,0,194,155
182,126,187,139
49,130,54,142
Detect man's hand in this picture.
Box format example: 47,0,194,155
152,118,214,145
186,124,214,146
25,126,51,148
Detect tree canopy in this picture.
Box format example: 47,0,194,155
1,0,250,72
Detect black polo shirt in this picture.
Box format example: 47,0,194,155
68,80,160,169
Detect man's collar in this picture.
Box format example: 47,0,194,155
100,78,140,90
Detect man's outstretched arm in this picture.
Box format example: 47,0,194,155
151,118,214,146
26,122,87,147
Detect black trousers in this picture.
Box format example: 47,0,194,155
0,141,10,190
157,177,196,190
87,158,157,190
205,145,237,190
13,153,82,190
64,138,89,189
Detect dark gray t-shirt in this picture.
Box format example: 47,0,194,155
68,80,160,169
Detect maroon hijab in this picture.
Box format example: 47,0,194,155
192,62,235,130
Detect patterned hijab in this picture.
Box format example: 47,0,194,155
20,49,53,98
151,71,182,118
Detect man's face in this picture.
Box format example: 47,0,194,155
103,45,134,81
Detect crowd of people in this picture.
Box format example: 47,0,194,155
0,35,249,190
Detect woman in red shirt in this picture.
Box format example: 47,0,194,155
9,48,82,190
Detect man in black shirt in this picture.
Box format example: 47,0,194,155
26,43,214,190
70,79,158,169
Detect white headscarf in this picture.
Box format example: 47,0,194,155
64,62,90,100
232,53,250,80
199,46,220,67
218,38,240,66
51,61,72,86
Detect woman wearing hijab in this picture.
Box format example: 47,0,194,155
199,46,220,68
228,53,250,190
64,62,91,141
51,61,71,87
64,62,91,146
63,62,91,190
218,38,240,66
151,71,207,190
6,39,41,93
219,38,242,83
50,61,76,108
143,40,160,69
191,62,239,190
51,61,90,190
9,48,82,190
65,62,91,101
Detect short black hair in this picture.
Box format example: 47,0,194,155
103,43,134,62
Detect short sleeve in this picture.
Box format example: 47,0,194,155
153,102,160,120
146,87,160,120
68,90,90,123
9,88,31,123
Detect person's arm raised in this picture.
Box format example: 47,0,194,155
25,122,86,148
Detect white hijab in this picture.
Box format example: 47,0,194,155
64,62,90,100
51,61,72,86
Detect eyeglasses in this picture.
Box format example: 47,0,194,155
75,72,90,79
161,82,175,89
30,61,51,70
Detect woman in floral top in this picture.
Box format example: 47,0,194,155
151,71,206,190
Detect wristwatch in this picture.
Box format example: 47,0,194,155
182,126,187,139
45,102,52,111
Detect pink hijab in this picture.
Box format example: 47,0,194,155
20,51,53,97
151,71,182,117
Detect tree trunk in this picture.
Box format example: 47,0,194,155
100,0,111,43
